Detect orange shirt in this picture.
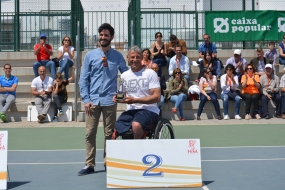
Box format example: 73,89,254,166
241,74,260,94
34,44,52,61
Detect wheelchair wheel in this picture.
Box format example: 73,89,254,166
154,118,175,139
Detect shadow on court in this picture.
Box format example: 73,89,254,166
7,182,31,189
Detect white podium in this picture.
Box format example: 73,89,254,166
0,131,8,190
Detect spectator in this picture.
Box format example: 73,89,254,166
151,63,166,116
168,44,190,85
58,36,74,81
78,23,128,176
141,48,152,68
278,33,285,68
280,72,285,119
260,64,281,119
31,66,53,123
166,34,187,65
240,63,261,120
33,33,56,79
225,49,247,81
197,51,220,81
198,34,217,59
150,32,167,76
220,64,242,120
0,64,18,123
197,67,221,120
249,48,270,76
167,68,188,121
114,46,161,138
52,67,75,122
264,41,277,66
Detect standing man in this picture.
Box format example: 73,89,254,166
114,46,161,139
168,44,190,85
0,64,18,123
166,34,187,65
33,33,56,79
226,49,247,81
31,66,53,123
260,64,281,119
78,23,129,176
249,48,270,76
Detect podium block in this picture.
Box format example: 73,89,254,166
0,131,8,190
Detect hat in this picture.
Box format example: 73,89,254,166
265,64,272,69
40,33,47,38
234,49,241,55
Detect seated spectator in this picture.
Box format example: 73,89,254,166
167,68,188,121
0,64,18,123
52,67,75,122
198,34,217,59
280,72,285,119
220,64,242,120
58,36,74,81
264,41,277,67
150,32,167,76
151,63,166,116
141,48,152,68
249,48,270,76
31,66,53,123
240,63,261,120
168,44,190,85
197,51,220,81
197,67,221,120
166,34,187,66
278,34,285,68
33,33,56,79
225,49,247,81
114,46,161,139
260,64,281,119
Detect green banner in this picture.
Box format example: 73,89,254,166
205,11,285,41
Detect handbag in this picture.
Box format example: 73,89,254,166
52,57,60,67
227,89,241,99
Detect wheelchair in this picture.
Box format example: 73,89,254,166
112,116,175,140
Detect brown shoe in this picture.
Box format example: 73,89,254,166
37,114,46,122
282,114,285,119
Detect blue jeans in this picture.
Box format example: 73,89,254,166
279,57,285,65
170,93,187,118
198,92,220,116
59,59,74,80
157,95,165,109
221,93,241,115
152,58,166,76
33,60,56,79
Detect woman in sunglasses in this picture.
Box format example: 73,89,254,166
241,63,261,120
150,32,167,76
197,67,221,120
58,36,74,81
167,68,188,121
220,64,242,120
141,48,152,68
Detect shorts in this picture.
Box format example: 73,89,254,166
115,109,159,134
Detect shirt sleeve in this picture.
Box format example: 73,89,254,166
118,54,129,74
168,57,175,76
212,43,217,53
79,54,91,104
184,57,190,75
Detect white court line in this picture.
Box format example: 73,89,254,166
202,185,209,190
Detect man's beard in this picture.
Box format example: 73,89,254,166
100,39,111,47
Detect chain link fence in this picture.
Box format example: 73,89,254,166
1,0,284,51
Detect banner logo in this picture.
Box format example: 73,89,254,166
278,17,285,32
214,18,229,33
0,134,5,150
188,140,198,154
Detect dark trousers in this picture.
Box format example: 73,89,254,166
53,94,67,116
261,93,281,116
241,93,260,114
281,93,285,114
197,92,220,116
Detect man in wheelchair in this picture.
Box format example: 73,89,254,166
112,46,161,139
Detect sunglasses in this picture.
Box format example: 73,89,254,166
5,67,11,70
156,35,162,38
247,68,253,70
175,72,181,74
64,39,70,41
102,56,108,67
40,37,46,39
206,71,211,74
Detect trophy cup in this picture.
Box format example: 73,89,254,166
116,75,125,100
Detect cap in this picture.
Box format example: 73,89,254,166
265,64,272,69
40,33,47,38
234,49,241,55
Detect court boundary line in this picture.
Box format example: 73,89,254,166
8,145,285,151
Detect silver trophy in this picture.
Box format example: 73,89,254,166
116,75,125,100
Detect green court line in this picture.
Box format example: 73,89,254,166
1,124,285,150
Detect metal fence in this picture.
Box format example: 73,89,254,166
0,0,284,51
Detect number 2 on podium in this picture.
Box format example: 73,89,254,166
142,154,163,177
